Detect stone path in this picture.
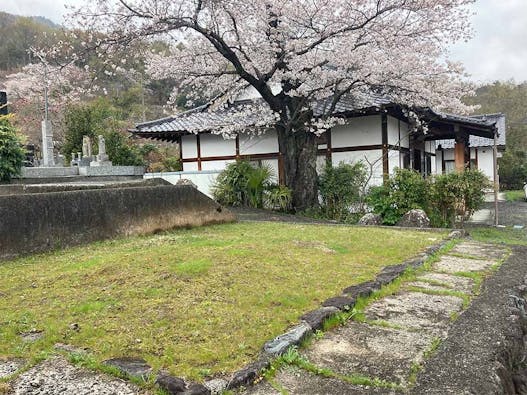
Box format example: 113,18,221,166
241,240,509,395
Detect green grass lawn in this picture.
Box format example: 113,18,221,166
0,222,445,381
504,190,526,202
469,226,527,246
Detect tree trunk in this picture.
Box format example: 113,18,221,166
276,125,318,211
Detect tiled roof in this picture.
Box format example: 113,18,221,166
133,93,393,135
435,113,506,149
133,94,502,142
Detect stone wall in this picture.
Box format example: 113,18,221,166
0,185,236,260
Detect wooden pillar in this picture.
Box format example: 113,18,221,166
278,153,285,185
326,131,332,162
381,113,389,182
196,134,202,171
493,133,499,226
454,141,465,172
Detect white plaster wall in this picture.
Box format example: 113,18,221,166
201,159,236,171
442,149,455,161
200,134,236,157
425,141,435,154
239,130,279,154
332,149,384,186
388,150,401,174
435,154,442,174
183,161,199,171
478,148,495,179
387,118,410,148
331,115,381,148
144,170,221,197
387,116,411,147
181,135,198,159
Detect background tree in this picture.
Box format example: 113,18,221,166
465,81,527,189
64,0,475,210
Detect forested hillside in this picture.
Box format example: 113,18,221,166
0,12,59,72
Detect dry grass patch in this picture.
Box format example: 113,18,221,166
0,222,445,381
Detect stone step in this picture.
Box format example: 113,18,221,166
364,291,464,336
300,322,433,386
433,255,496,274
243,366,400,395
449,242,508,260
415,272,475,294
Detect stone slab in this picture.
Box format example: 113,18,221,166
449,242,509,260
21,166,79,178
433,255,496,274
243,366,399,394
302,322,433,385
405,281,454,293
79,166,145,176
263,323,312,356
416,272,475,294
364,291,464,335
9,357,143,394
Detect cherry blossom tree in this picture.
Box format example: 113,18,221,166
4,59,93,145
66,0,476,209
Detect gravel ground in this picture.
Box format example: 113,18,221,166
229,206,335,224
3,357,146,395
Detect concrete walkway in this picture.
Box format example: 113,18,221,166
241,241,510,395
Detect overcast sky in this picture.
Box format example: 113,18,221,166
2,0,526,83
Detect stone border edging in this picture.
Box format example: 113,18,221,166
222,229,466,392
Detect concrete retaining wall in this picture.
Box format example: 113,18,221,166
0,185,235,260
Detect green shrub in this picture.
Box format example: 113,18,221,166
428,170,489,227
0,118,25,182
103,130,145,166
318,161,367,222
367,168,428,225
265,185,292,212
213,160,290,210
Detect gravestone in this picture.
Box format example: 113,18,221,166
91,135,112,167
79,136,94,166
